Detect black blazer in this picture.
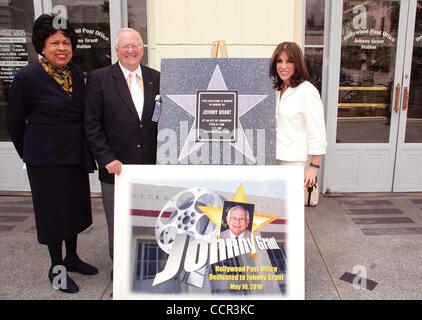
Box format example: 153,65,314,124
6,62,96,172
84,62,160,184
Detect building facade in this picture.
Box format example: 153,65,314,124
0,0,420,193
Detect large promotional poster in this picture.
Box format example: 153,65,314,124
113,166,304,300
157,59,276,166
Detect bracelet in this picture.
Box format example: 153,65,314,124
309,162,320,169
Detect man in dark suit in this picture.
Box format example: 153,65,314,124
84,28,160,265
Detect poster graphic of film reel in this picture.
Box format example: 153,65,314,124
155,187,224,254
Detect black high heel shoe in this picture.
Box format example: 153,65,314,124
63,257,99,276
48,267,79,294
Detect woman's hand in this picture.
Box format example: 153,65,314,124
304,166,318,188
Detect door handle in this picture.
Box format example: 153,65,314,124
402,87,409,111
394,83,401,113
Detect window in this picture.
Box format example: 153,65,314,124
133,240,183,293
406,2,422,143
304,0,326,94
336,0,400,143
135,240,168,281
53,0,112,73
0,0,37,141
127,0,148,65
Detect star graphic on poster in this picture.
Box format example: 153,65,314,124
167,65,268,163
197,184,278,233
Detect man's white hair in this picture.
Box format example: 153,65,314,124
116,28,143,47
227,205,250,222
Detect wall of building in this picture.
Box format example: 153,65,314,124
146,0,304,70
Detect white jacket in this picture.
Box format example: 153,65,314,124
276,81,327,161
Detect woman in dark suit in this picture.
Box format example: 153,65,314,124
6,14,98,294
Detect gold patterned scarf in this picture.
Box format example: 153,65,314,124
39,57,73,96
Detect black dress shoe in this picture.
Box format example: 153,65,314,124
63,257,99,276
48,268,79,294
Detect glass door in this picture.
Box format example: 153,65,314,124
0,0,121,191
324,0,422,192
50,0,113,193
336,1,401,146
393,0,422,191
324,0,410,192
52,0,112,73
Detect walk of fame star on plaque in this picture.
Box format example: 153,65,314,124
158,59,276,165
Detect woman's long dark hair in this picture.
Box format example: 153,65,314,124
269,42,310,91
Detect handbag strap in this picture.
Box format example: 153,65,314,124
306,188,312,206
306,177,318,206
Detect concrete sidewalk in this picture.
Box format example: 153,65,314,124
1,193,422,300
305,194,422,300
0,196,112,300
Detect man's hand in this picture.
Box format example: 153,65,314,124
105,160,123,175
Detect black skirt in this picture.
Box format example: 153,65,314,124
27,164,92,244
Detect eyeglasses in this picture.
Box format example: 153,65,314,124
230,217,247,223
117,44,143,51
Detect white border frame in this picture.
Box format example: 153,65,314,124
114,165,304,300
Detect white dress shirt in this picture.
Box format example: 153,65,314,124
276,81,327,161
119,62,144,118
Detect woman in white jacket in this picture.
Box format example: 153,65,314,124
270,42,327,188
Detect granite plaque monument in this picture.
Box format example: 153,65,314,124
157,59,276,165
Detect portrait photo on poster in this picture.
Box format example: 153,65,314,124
220,201,254,240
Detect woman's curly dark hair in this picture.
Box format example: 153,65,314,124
32,14,77,56
269,42,310,91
